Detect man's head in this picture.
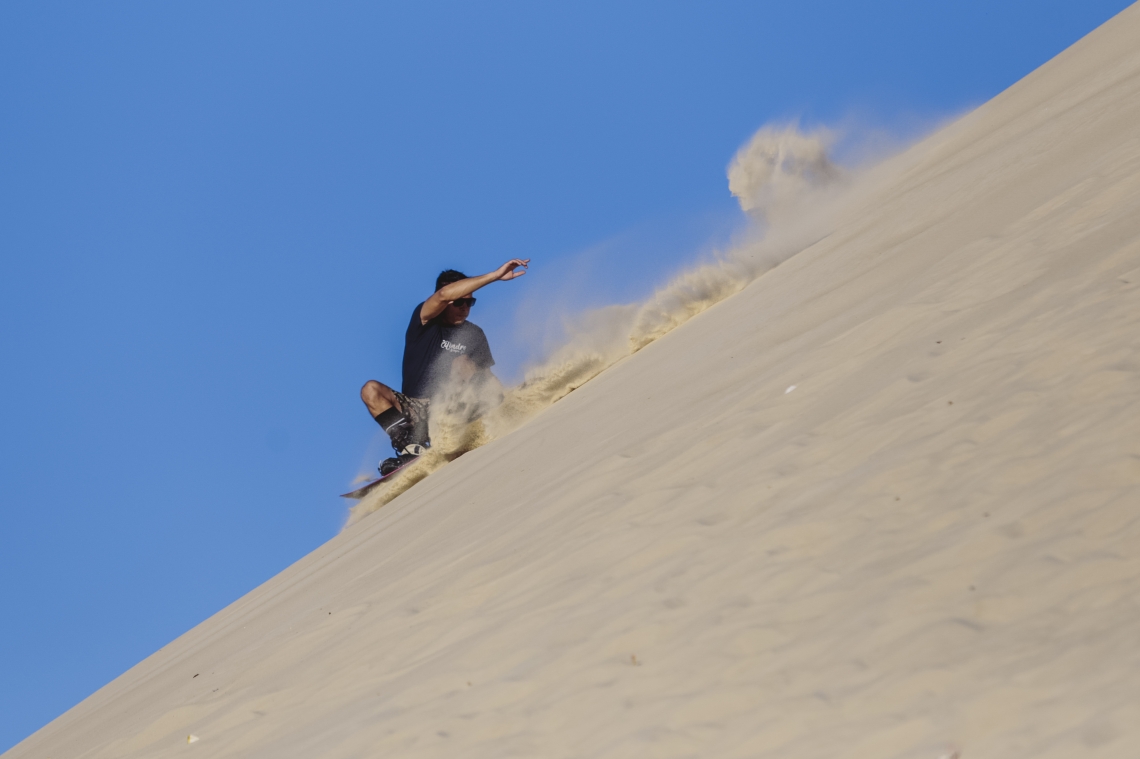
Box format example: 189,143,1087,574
436,269,474,326
435,269,467,292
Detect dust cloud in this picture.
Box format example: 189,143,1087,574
347,122,897,525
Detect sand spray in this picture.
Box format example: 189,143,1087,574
346,121,910,526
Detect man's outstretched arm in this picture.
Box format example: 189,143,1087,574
419,258,529,324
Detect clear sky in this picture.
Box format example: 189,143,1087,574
0,0,1132,750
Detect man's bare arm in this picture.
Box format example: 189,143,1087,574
419,259,529,324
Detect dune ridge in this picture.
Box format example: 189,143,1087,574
8,4,1140,758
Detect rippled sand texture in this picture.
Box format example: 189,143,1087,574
10,5,1140,759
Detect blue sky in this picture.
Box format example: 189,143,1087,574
0,0,1131,750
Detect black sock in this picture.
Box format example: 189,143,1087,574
374,408,409,435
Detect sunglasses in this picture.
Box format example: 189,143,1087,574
451,297,476,307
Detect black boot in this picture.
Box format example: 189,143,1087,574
379,453,413,477
389,425,430,456
378,431,430,477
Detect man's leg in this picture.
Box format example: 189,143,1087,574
361,380,413,448
400,395,431,449
361,380,402,416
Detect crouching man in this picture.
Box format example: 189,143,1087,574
360,259,528,475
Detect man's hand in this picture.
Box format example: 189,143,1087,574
493,258,529,281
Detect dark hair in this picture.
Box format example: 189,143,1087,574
435,269,467,292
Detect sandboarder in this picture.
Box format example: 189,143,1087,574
360,259,529,477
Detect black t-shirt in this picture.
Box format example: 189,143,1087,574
401,303,495,399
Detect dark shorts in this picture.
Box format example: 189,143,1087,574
394,392,430,444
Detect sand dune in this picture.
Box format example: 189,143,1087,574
9,4,1140,758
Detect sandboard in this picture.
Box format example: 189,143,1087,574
339,456,418,499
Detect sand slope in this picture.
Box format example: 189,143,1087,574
9,5,1140,758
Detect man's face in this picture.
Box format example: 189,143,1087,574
441,298,472,326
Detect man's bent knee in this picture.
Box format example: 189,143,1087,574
361,380,387,401
361,380,400,415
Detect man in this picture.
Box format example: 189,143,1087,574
361,258,529,475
